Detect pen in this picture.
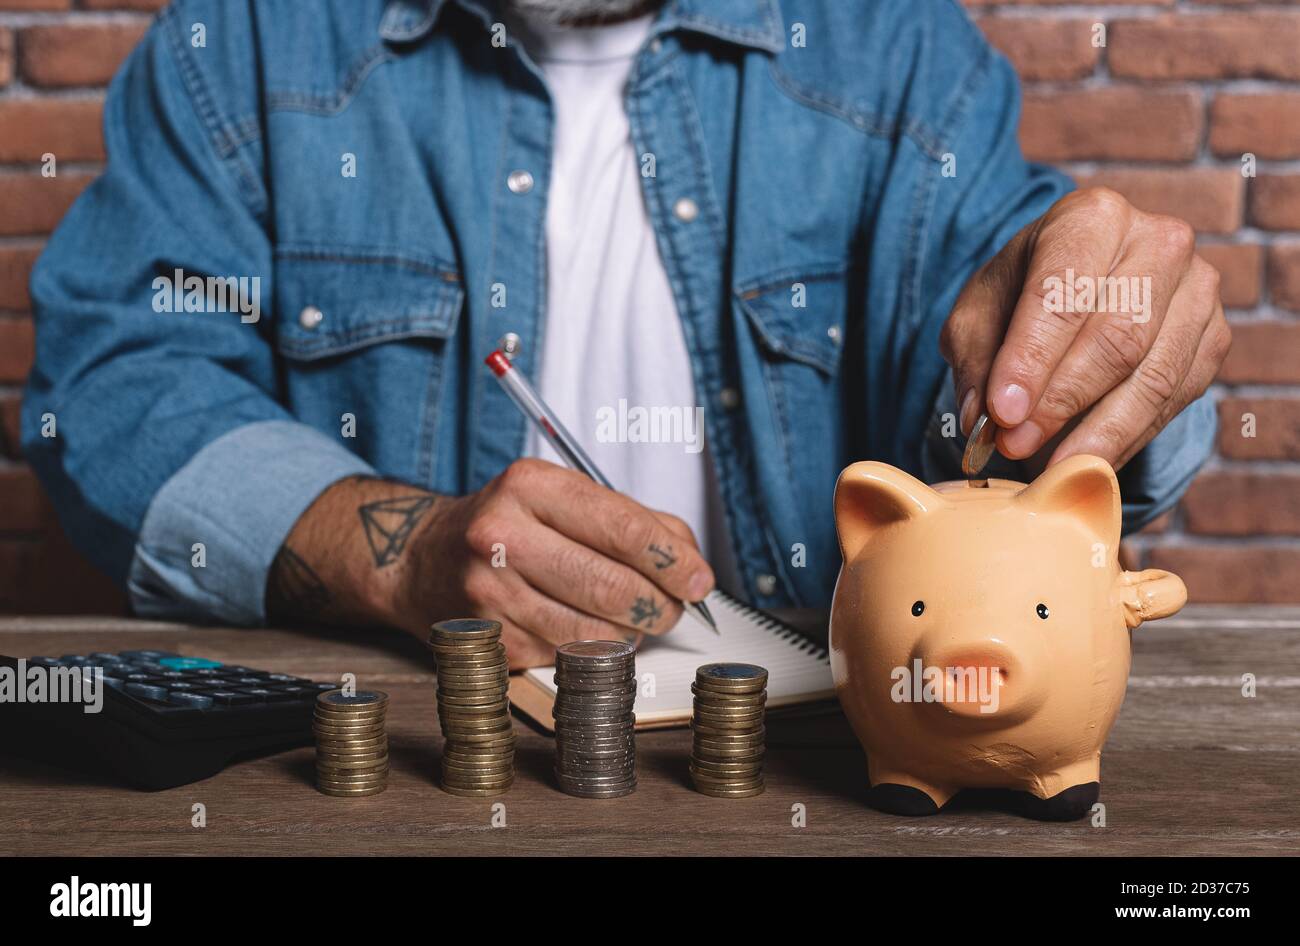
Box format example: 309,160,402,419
485,349,719,635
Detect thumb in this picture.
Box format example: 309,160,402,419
939,224,1033,436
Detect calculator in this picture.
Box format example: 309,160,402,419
0,649,338,790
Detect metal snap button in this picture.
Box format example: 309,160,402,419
298,305,323,330
674,197,699,222
507,170,534,194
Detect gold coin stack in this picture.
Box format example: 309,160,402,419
689,663,768,798
428,618,515,797
314,689,390,797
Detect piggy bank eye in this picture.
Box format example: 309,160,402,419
1036,603,1050,620
911,600,925,617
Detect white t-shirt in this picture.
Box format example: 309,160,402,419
514,13,739,590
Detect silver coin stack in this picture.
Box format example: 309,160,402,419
428,618,516,797
553,640,637,799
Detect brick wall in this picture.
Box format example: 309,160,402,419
0,0,1297,612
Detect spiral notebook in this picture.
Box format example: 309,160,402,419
509,590,838,731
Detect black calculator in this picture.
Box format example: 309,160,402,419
0,650,337,790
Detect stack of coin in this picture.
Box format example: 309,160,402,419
689,663,767,798
553,640,637,799
314,689,390,797
429,618,515,797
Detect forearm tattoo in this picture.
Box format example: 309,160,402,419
359,494,435,567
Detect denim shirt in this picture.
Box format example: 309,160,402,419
23,0,1215,624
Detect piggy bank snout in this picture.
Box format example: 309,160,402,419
918,640,1032,721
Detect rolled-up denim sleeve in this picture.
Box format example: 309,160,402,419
923,383,1216,534
128,421,376,624
22,6,368,623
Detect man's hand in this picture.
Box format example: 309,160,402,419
266,460,715,669
940,187,1231,470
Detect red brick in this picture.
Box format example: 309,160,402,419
17,23,147,88
0,245,41,311
1210,93,1300,160
1111,15,1300,81
1197,243,1262,309
0,467,47,531
0,532,127,616
0,0,71,9
0,99,104,163
1270,243,1300,313
976,17,1100,82
1073,169,1244,234
81,0,168,8
0,29,12,88
1216,398,1300,461
1140,510,1173,535
1249,175,1300,231
0,394,21,460
1217,321,1300,384
1148,546,1300,603
1020,88,1201,163
1182,473,1300,536
0,174,92,237
0,317,34,383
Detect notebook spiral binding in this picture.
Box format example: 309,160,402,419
714,589,830,663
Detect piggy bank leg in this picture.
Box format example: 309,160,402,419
865,764,957,816
1014,760,1102,822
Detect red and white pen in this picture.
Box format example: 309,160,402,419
485,349,719,634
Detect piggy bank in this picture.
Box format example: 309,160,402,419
829,455,1186,821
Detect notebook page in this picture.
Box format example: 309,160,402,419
523,591,836,722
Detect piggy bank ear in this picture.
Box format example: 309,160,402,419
1015,454,1121,549
1118,568,1187,628
834,462,948,561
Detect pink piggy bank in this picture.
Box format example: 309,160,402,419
829,455,1186,821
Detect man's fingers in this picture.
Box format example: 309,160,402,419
1049,275,1221,469
997,223,1196,459
941,223,1031,436
509,524,683,636
502,574,647,649
986,188,1131,430
507,460,715,602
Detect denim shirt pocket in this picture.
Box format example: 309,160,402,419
273,247,463,358
735,263,849,377
271,246,465,484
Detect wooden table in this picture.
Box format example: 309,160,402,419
1,606,1297,856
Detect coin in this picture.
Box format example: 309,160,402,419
689,663,767,798
428,618,516,796
961,411,998,486
552,640,637,799
313,689,390,798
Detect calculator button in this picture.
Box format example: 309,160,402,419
120,650,176,659
310,682,338,692
57,655,90,665
233,677,267,686
101,676,125,689
209,691,256,706
278,686,315,699
187,668,225,676
166,681,197,691
125,683,170,703
90,652,125,662
167,691,214,709
158,656,223,670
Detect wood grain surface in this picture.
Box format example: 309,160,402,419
1,606,1296,856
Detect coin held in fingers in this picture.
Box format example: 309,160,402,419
962,412,998,488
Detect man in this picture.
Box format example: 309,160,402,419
24,0,1228,668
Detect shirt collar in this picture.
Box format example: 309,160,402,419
379,0,784,55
